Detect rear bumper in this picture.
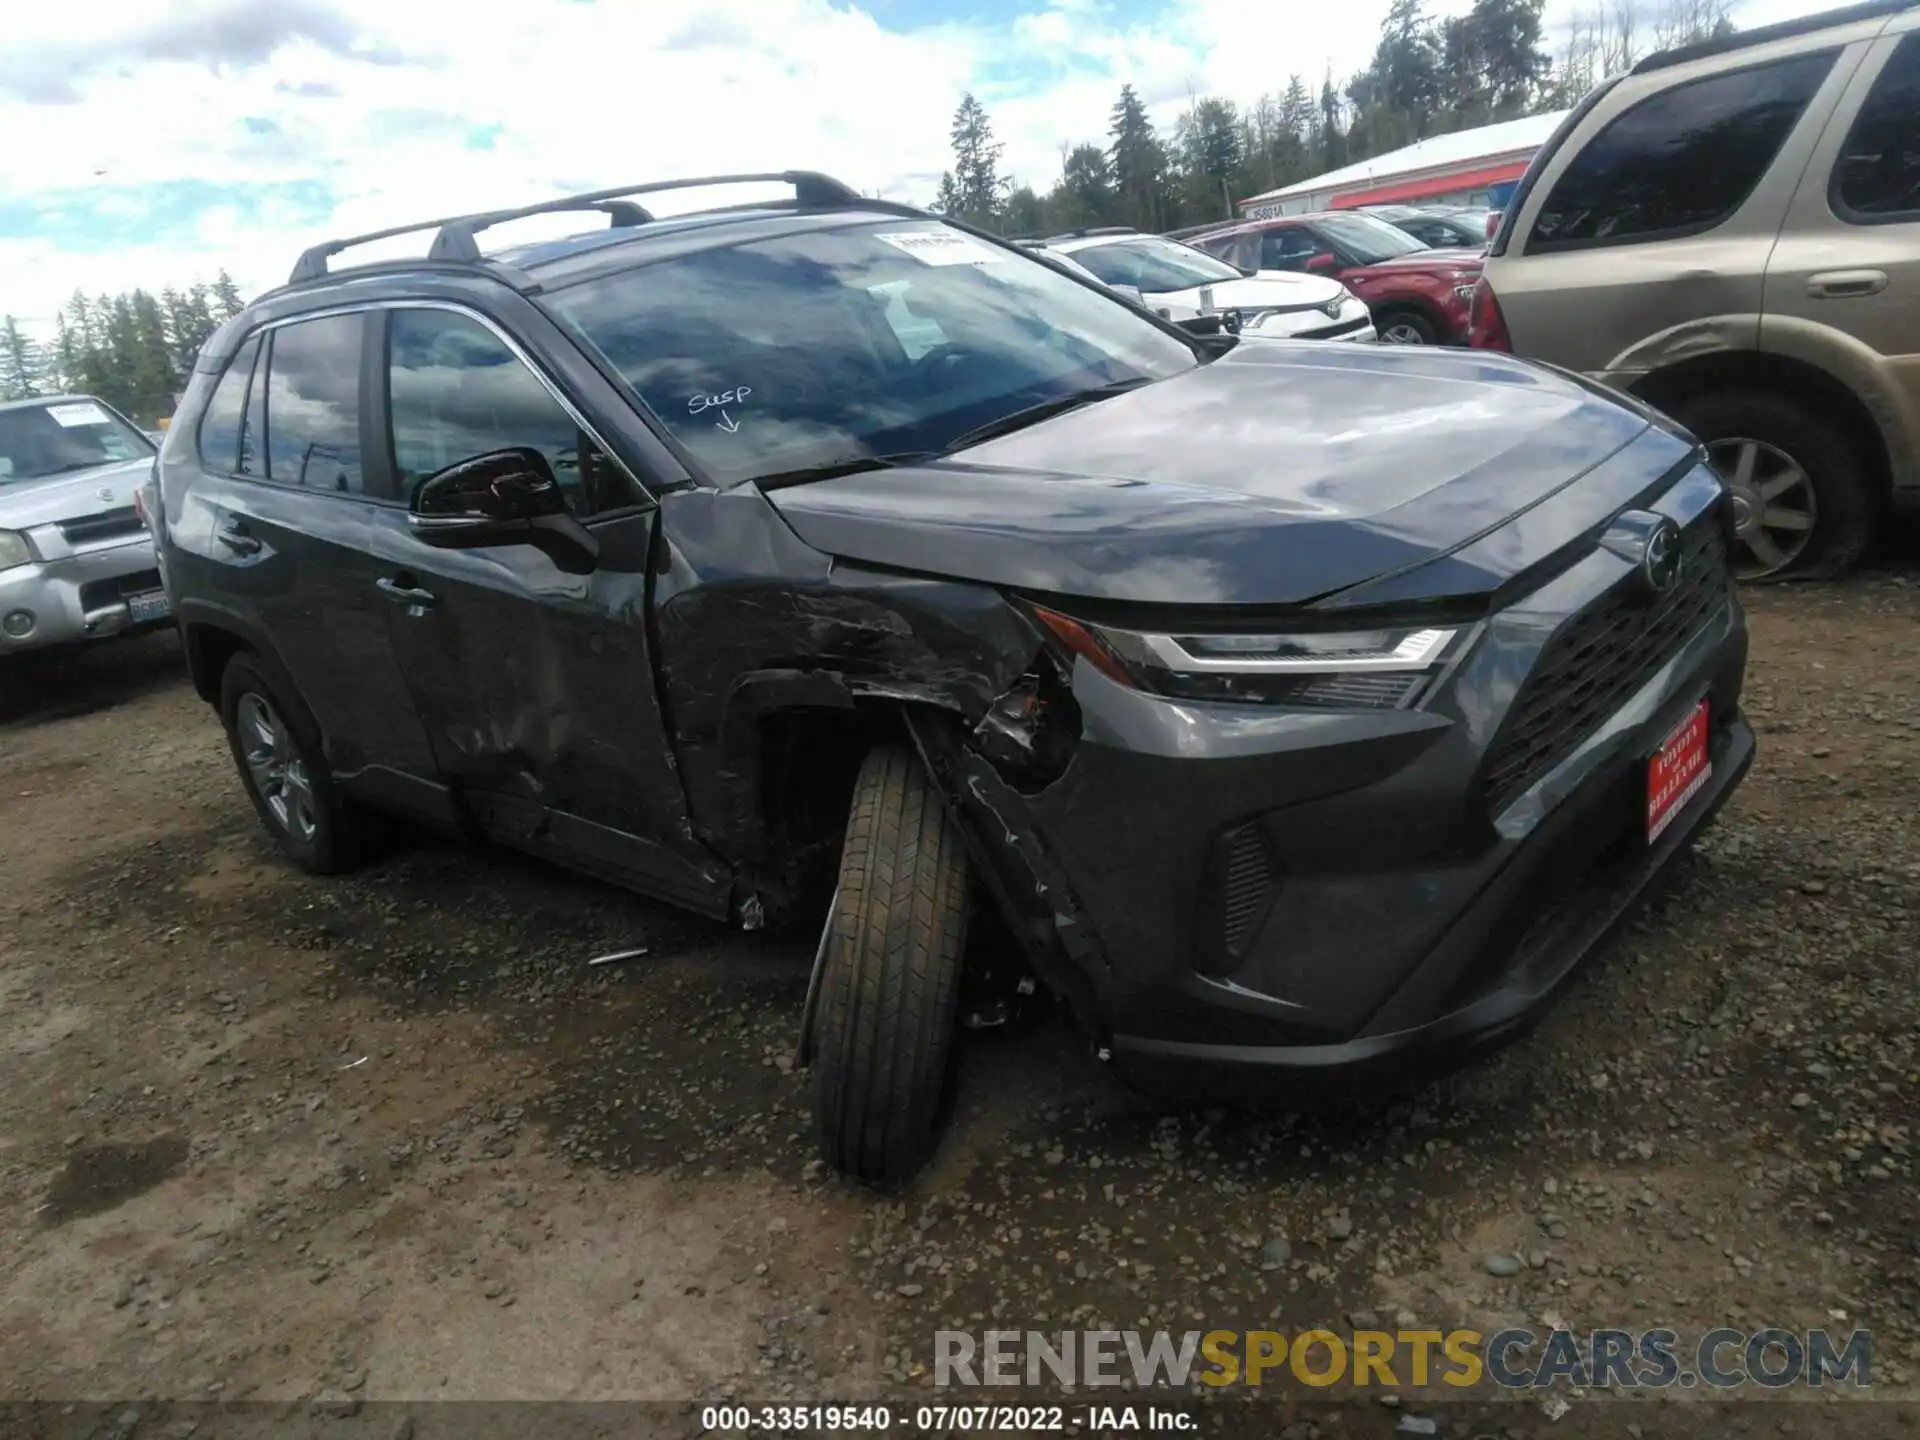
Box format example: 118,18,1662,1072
0,535,167,654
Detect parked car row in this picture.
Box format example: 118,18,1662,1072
1020,228,1377,342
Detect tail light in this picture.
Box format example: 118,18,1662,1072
1467,277,1512,352
1486,211,1501,240
132,486,148,529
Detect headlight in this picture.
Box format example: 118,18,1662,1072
0,530,33,572
1029,606,1462,709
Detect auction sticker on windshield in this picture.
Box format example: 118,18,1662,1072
1647,701,1710,843
48,401,113,428
875,231,1009,266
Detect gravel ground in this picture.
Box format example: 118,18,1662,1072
0,564,1916,1439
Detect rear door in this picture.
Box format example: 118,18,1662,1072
177,312,442,800
363,304,720,910
1764,19,1920,488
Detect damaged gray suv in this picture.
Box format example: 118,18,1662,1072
148,173,1754,1182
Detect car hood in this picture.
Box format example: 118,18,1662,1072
768,344,1691,608
0,457,153,530
1147,272,1346,309
1360,247,1484,275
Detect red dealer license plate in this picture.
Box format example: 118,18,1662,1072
1647,701,1711,843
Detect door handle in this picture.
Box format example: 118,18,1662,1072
376,575,437,610
215,520,261,556
1806,269,1888,299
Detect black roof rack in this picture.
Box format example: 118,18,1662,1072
1632,0,1915,73
288,170,866,284
1034,225,1138,244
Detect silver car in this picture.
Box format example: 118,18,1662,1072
0,395,170,657
1469,0,1920,579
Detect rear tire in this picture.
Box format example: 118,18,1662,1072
1674,390,1881,581
219,652,369,874
811,744,970,1184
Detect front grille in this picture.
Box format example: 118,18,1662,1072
1482,517,1729,814
1291,316,1374,341
57,508,144,546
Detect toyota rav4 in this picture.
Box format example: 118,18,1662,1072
148,172,1753,1182
1186,211,1485,345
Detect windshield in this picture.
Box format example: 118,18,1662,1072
1066,236,1243,292
546,219,1199,486
0,399,154,485
1313,212,1431,264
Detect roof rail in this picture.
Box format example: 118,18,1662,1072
1632,0,1916,73
288,170,865,284
1037,225,1138,243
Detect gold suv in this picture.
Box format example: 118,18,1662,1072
1471,0,1920,579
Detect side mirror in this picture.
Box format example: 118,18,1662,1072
1305,253,1338,273
408,447,599,575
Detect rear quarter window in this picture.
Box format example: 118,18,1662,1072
1831,31,1920,223
1528,50,1837,253
195,336,260,473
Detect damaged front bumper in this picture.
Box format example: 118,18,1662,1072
919,538,1753,1104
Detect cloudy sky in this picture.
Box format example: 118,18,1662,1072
1,0,1834,329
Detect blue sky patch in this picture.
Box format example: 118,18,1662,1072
0,178,336,253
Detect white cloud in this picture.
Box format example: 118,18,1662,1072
0,0,1839,330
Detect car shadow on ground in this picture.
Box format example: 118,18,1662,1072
0,630,188,728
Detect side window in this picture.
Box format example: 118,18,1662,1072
195,336,259,473
1530,50,1837,252
387,309,628,516
263,314,365,493
1833,32,1920,222
1261,230,1320,271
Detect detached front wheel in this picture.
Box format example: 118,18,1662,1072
811,744,970,1184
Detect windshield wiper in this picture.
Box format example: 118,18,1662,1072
751,451,944,491
943,377,1154,453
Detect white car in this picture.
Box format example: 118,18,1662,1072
1035,230,1376,342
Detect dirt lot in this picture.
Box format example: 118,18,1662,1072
1,563,1916,1438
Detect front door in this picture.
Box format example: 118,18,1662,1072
1765,23,1920,490
363,305,725,912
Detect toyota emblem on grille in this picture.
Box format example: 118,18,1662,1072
1642,518,1682,596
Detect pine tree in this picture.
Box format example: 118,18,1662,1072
1108,84,1171,232
51,313,79,395
1059,143,1116,227
211,269,245,320
1318,73,1348,170
937,94,1006,230
0,317,40,401
128,290,179,423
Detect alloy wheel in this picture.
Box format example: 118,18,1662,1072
1380,321,1428,345
1706,436,1818,580
237,692,318,842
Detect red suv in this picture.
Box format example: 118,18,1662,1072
1187,212,1484,346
